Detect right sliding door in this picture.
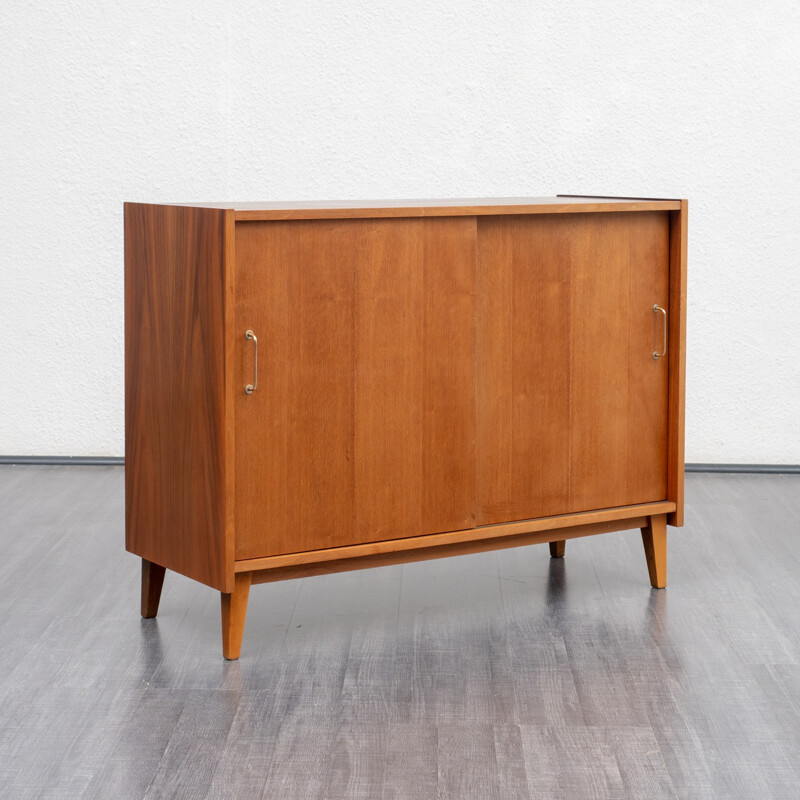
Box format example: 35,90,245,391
477,212,670,525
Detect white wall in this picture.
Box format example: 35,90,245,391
1,1,798,462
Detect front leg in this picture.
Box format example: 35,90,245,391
141,559,166,618
221,572,252,660
641,514,667,588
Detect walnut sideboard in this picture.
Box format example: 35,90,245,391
124,196,687,659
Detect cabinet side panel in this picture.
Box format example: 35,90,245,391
125,203,229,591
667,202,688,526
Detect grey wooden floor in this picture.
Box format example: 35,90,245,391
1,468,799,799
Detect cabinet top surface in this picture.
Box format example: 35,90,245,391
128,196,683,221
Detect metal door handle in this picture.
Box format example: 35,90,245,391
653,305,667,359
245,330,258,393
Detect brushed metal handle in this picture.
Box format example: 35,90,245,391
653,305,667,359
245,330,258,394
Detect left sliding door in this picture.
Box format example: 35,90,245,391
233,217,477,559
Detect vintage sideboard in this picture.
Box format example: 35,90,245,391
124,196,687,659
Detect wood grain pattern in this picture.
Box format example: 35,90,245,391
140,559,166,618
667,202,688,527
626,213,671,503
124,203,231,592
234,218,476,559
233,219,356,559
235,502,676,573
641,513,667,588
477,213,669,525
477,214,572,523
382,725,438,798
519,726,677,799
569,212,669,511
354,217,476,542
568,213,627,510
437,725,501,799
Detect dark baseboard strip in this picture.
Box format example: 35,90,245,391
0,456,125,466
686,463,800,474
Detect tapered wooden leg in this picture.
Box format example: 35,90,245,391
641,514,667,588
221,572,252,660
141,559,166,618
549,540,566,558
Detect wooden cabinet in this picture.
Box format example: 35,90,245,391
125,196,687,659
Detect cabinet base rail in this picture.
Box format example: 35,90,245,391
140,507,673,660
